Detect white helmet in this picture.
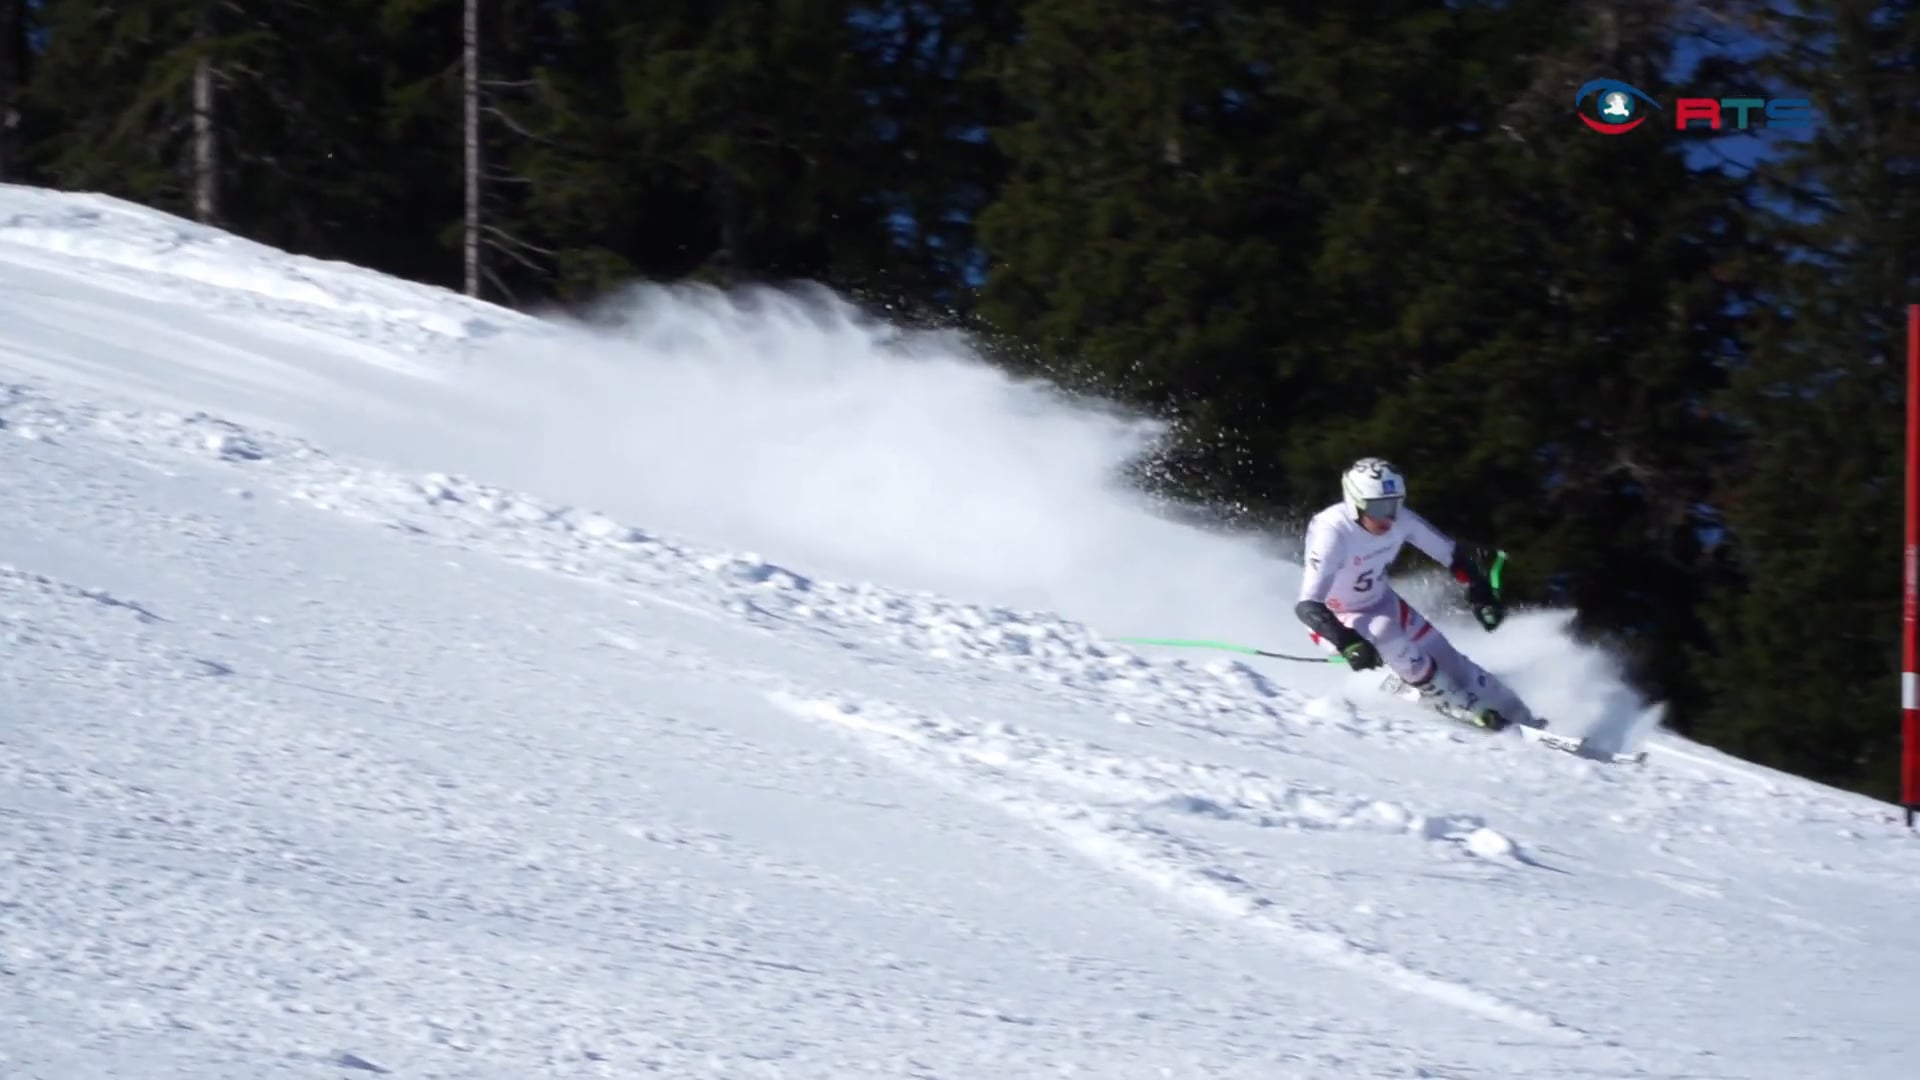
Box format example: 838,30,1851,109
1341,457,1406,521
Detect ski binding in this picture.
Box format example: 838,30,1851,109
1378,674,1647,766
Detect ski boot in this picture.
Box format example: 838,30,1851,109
1466,708,1511,732
1414,668,1511,731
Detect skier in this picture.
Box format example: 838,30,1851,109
1293,456,1537,730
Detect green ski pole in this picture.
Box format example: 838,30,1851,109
1115,552,1512,665
1110,637,1346,664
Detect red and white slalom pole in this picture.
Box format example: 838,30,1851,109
1906,303,1919,828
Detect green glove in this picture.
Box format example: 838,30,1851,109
1340,639,1382,671
1456,548,1507,632
1471,598,1505,632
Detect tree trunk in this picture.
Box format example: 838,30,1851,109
714,162,745,278
0,0,23,181
192,12,217,223
191,63,216,220
464,0,482,298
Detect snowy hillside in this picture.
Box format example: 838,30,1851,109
2,184,1916,1079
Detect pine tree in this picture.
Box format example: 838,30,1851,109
376,0,567,299
20,0,562,294
23,0,264,219
843,0,1026,309
499,0,886,297
974,0,1338,512
1694,0,1920,797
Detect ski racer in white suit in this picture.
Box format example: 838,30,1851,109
1293,457,1537,730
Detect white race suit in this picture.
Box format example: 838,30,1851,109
1295,502,1535,726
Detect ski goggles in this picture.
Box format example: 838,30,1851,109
1359,496,1402,520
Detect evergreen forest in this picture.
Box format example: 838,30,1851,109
3,0,1916,800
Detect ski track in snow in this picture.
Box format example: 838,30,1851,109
2,186,1919,1079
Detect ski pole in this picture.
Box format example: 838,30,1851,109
1109,637,1347,664
1114,551,1513,664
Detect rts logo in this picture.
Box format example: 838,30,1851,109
1577,79,1660,134
1575,78,1816,135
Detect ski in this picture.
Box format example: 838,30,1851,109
1378,674,1647,766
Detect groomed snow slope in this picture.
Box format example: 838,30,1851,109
0,184,1915,1079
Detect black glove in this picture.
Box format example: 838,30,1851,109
1294,599,1382,668
1339,638,1383,671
